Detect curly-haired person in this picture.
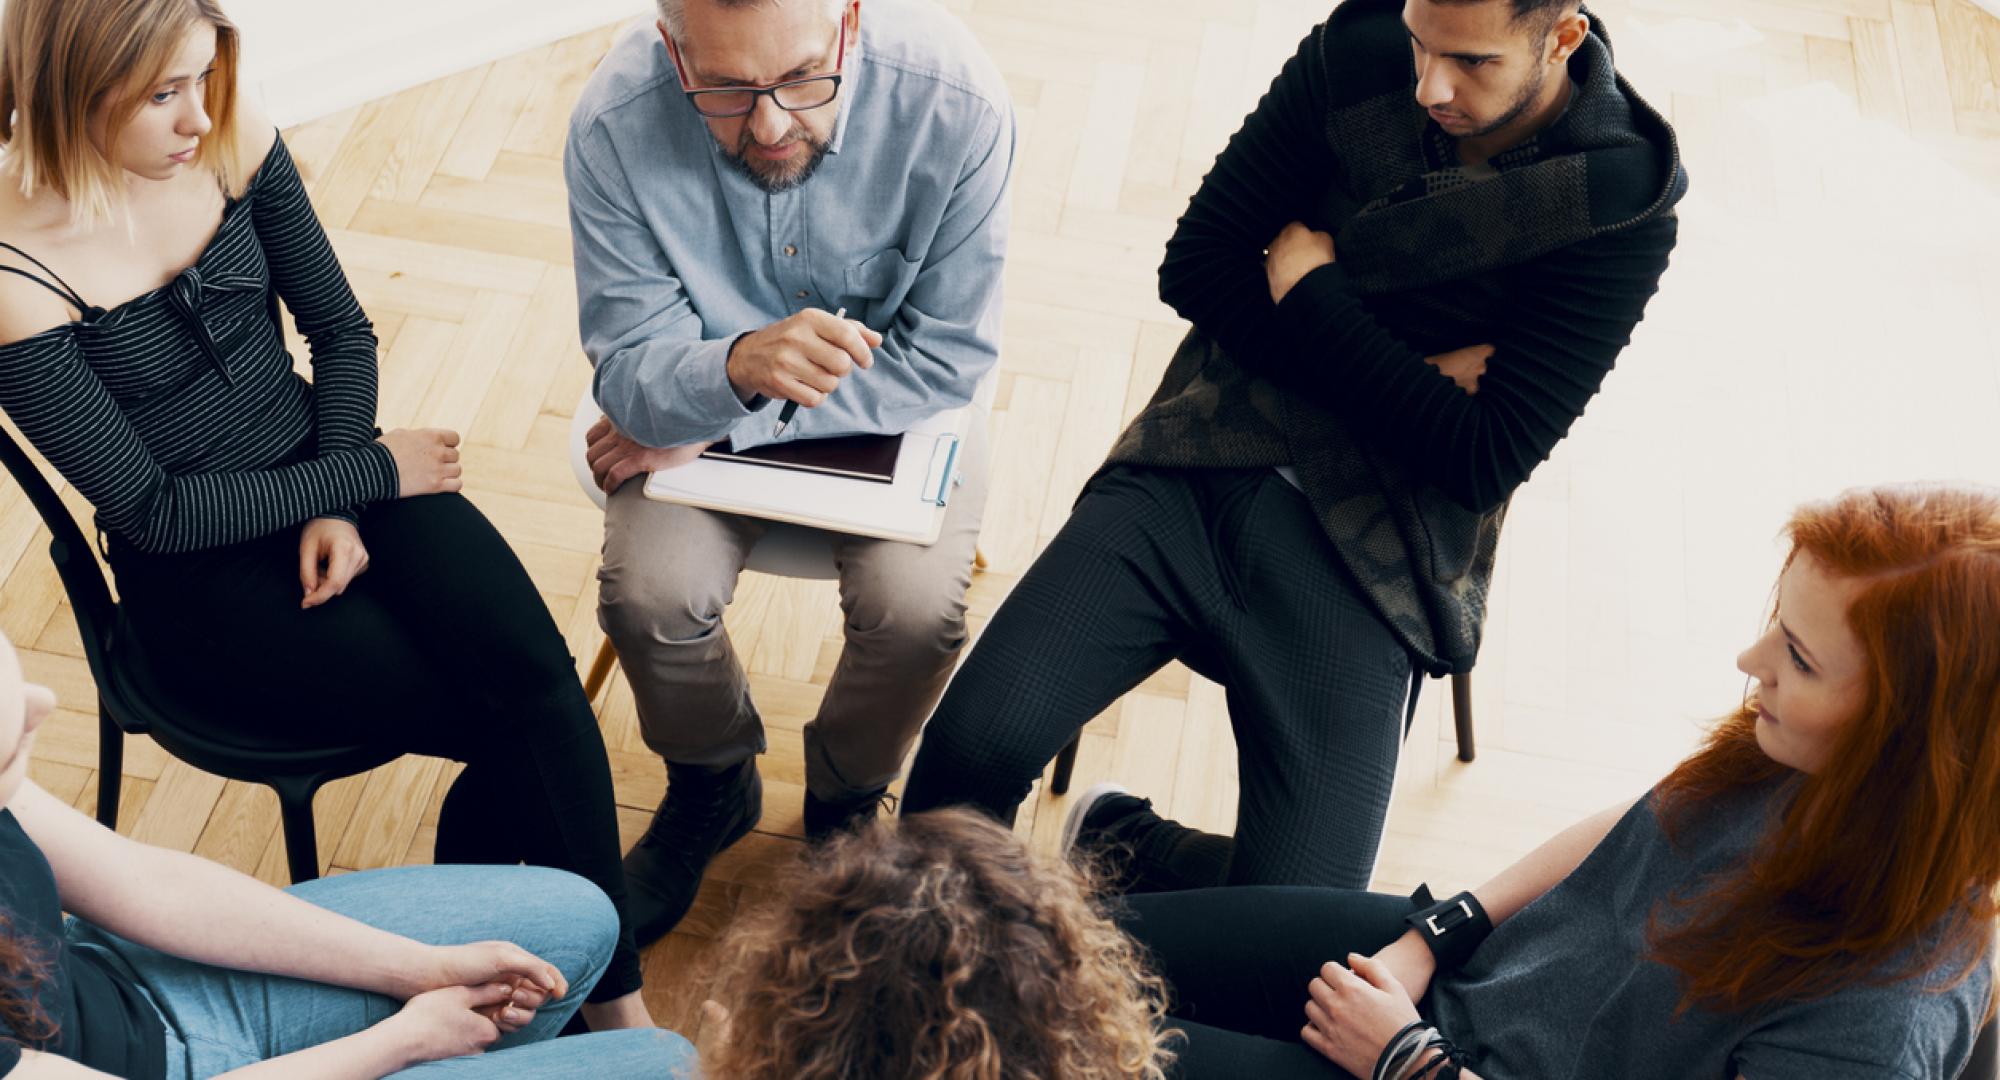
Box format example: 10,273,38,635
698,809,1176,1080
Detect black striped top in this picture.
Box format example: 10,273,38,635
0,134,399,555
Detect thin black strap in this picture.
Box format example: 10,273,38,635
0,240,91,314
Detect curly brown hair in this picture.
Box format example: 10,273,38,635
702,808,1177,1080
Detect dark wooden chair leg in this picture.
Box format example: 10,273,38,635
1050,735,1082,795
582,638,619,704
275,779,323,884
1450,672,1476,763
1964,1017,1996,1080
96,707,124,830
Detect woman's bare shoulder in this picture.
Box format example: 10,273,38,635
0,278,81,348
231,95,281,180
0,189,82,348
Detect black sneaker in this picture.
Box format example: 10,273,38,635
621,757,762,948
1059,782,1153,889
803,786,897,843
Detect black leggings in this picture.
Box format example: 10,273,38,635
107,493,641,1001
1118,887,1418,1079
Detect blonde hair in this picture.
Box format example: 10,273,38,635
0,0,243,226
705,809,1177,1080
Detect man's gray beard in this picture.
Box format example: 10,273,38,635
720,134,832,194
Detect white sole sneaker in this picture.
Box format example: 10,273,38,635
1059,780,1133,859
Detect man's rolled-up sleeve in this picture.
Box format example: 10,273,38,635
566,122,757,449
734,98,1014,449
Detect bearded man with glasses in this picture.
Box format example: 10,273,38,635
565,0,1012,947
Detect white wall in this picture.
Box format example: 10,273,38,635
223,0,646,126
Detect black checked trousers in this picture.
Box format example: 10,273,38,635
901,465,1415,890
1125,887,1415,1078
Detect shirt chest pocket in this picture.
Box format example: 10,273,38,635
841,249,922,330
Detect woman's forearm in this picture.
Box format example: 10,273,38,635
23,782,430,998
87,842,430,998
1370,799,1638,1000
214,1024,413,1080
1471,798,1635,927
15,1049,122,1077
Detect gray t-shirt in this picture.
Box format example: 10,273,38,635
1428,781,1991,1079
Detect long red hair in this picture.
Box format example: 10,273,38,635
0,914,56,1048
1650,483,2000,1015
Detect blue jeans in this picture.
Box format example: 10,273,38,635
65,865,696,1079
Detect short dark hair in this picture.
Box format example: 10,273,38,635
1433,0,1579,37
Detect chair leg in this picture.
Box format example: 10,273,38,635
96,708,124,830
1450,672,1476,763
1050,734,1082,795
583,637,619,703
1964,1015,1996,1080
274,779,323,884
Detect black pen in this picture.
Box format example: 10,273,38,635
774,307,847,436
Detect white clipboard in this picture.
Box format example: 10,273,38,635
642,407,967,545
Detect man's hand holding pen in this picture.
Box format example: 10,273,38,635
725,308,880,414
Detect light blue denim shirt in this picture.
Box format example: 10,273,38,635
565,0,1014,451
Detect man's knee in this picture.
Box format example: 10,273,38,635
841,572,970,663
902,710,1039,820
598,500,743,646
597,559,733,647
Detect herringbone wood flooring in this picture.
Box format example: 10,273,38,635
6,0,2000,1035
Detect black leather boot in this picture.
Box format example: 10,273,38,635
621,757,762,947
802,786,895,843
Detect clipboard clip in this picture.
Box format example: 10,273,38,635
920,434,960,507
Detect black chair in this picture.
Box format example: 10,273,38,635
1967,1016,1997,1080
0,426,397,883
1047,671,1479,796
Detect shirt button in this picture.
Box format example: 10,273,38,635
795,289,810,299
783,244,798,257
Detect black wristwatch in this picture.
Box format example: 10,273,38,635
1403,884,1493,972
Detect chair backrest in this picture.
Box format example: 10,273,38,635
0,425,120,682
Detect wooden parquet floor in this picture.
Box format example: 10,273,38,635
6,0,2000,1035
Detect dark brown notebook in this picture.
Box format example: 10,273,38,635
701,433,903,484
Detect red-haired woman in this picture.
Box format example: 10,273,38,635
1073,482,1998,1078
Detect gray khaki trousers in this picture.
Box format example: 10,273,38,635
597,419,988,801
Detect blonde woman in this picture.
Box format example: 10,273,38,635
700,809,1176,1079
0,0,652,1032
